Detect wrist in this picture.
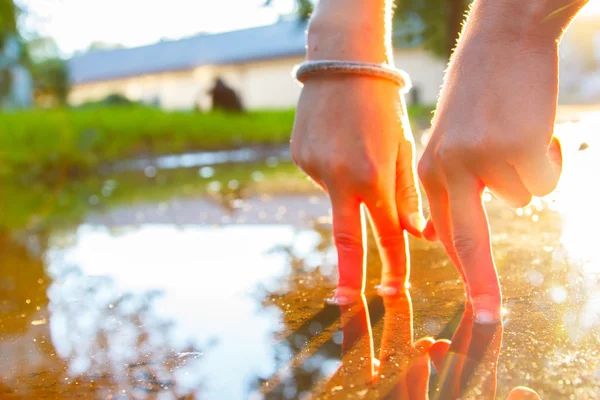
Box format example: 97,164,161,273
465,0,589,50
306,0,393,64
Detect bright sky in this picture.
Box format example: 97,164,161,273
16,0,600,57
17,0,296,56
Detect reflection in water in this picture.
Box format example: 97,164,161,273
44,224,331,399
1,111,600,398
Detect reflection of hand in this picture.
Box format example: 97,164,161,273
430,306,540,400
323,296,541,399
322,292,433,399
292,0,425,305
417,0,567,325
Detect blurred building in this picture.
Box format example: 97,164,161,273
67,20,446,110
559,14,600,104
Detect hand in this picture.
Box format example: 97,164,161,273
320,291,434,399
292,77,425,303
291,0,426,304
321,294,541,399
417,1,565,324
431,305,540,400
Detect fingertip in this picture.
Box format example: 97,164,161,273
506,387,541,400
422,219,438,242
414,337,436,354
410,212,427,233
429,339,451,372
548,135,562,169
325,287,363,306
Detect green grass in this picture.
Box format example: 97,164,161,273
0,108,296,177
0,105,434,179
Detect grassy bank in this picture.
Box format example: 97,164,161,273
0,108,295,177
0,105,434,178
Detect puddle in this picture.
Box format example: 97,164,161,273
1,110,600,399
110,146,290,174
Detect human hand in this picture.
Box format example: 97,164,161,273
417,1,566,324
291,0,425,304
292,77,425,304
320,291,434,399
321,294,540,399
430,305,540,400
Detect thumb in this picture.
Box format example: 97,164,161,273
516,136,562,197
396,141,426,237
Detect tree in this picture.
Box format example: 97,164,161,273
273,0,471,59
0,0,17,48
29,56,69,106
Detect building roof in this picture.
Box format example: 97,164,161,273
68,19,308,85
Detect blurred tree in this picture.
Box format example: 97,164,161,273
21,36,69,106
30,56,68,106
0,0,17,47
0,0,18,98
268,0,470,59
84,41,125,53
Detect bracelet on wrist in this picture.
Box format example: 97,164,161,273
294,60,411,92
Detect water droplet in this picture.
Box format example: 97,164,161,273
199,166,215,178
526,270,544,286
228,180,240,190
207,181,222,192
266,156,279,167
551,287,568,304
144,166,157,178
251,171,264,181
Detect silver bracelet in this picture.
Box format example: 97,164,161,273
294,60,411,91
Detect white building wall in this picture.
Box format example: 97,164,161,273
240,57,304,109
69,48,446,110
393,48,447,105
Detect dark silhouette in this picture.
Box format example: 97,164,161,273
209,78,244,112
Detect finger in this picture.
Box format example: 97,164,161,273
407,339,433,400
338,295,376,384
459,322,503,399
429,339,451,372
446,175,502,324
422,183,468,287
379,290,414,365
506,387,541,400
423,218,438,242
514,136,562,197
378,291,413,399
365,196,409,293
396,138,426,237
484,165,532,209
328,191,366,305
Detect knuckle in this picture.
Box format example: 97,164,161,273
417,155,435,183
377,233,406,250
290,146,302,167
334,233,364,253
331,158,380,190
397,183,420,204
452,234,480,257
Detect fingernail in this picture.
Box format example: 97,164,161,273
410,212,427,232
475,310,500,325
376,285,399,296
326,295,353,306
548,137,562,166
